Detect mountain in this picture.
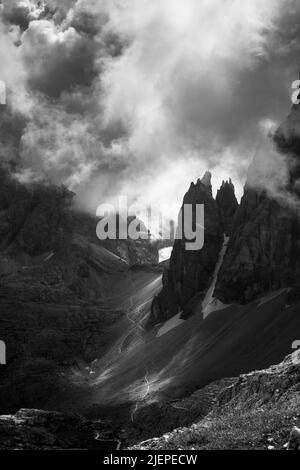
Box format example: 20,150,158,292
151,104,300,314
148,172,238,326
215,106,300,304
214,183,300,303
0,167,160,414
215,178,239,236
1,106,300,451
0,168,158,272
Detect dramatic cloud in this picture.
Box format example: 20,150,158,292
1,0,300,215
22,19,96,96
2,0,45,29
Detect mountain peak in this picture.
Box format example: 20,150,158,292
200,171,212,192
220,178,234,188
187,171,213,200
216,178,238,236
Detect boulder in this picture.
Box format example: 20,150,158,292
288,426,300,450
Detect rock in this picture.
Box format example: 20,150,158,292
288,426,300,450
215,105,300,304
0,408,118,450
215,179,239,236
0,168,159,413
200,171,213,195
215,186,300,303
148,172,225,325
131,353,300,451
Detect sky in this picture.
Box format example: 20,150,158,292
0,0,300,219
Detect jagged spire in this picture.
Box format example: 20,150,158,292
195,171,212,196
220,178,234,189
216,177,239,236
201,171,212,188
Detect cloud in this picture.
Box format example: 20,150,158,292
21,19,97,97
2,0,45,29
97,1,300,172
1,0,300,213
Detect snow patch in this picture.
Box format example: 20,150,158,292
202,298,229,317
257,289,286,307
156,313,185,337
43,252,54,262
159,247,173,263
202,235,230,319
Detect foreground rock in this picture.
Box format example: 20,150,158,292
0,409,120,450
1,352,299,450
130,351,300,450
288,426,300,450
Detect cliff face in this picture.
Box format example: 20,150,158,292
150,105,300,320
215,106,300,304
215,179,239,236
149,172,228,325
0,168,159,414
214,186,300,303
0,168,158,275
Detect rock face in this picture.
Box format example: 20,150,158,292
149,172,227,325
214,186,300,303
150,106,300,315
215,179,239,236
131,351,300,450
0,167,159,414
0,168,158,275
0,409,120,450
215,106,300,304
102,217,159,266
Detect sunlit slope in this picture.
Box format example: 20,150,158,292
83,289,300,407
72,235,129,275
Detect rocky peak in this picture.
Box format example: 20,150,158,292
273,105,300,190
200,171,213,194
215,179,239,236
148,171,225,326
214,106,300,304
187,171,213,200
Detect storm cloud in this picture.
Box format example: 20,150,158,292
1,0,300,216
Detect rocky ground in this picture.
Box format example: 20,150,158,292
1,352,299,450
0,408,121,450
131,351,300,450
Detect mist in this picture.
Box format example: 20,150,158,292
1,0,300,215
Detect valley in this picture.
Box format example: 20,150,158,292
1,104,300,450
